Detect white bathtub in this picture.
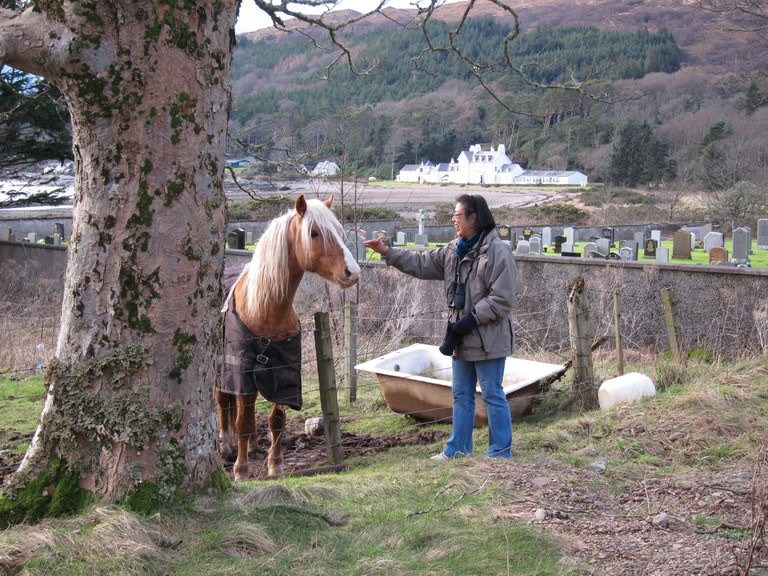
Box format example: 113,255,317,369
355,343,566,426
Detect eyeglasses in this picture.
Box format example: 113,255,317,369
452,212,466,219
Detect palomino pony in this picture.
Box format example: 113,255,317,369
218,194,360,480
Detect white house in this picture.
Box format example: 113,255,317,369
395,143,587,186
311,160,340,177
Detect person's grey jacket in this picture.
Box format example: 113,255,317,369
383,229,516,361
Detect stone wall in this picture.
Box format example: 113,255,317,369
3,242,766,359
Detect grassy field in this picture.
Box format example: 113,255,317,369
1,353,767,575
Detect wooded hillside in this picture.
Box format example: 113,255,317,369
229,0,768,194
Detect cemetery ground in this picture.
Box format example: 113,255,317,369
1,351,767,575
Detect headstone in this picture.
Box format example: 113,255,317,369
757,219,768,250
596,238,611,256
553,235,566,254
522,227,534,241
601,227,615,246
732,227,750,260
396,231,407,245
561,251,581,257
516,240,530,255
497,225,511,242
417,210,426,235
235,228,246,250
542,227,552,248
53,233,62,246
583,242,599,258
708,246,728,265
414,233,429,246
656,245,669,263
700,223,712,239
634,232,645,246
44,236,54,245
246,231,253,245
561,242,574,253
620,240,638,260
703,231,724,252
54,223,65,240
226,231,237,249
620,247,634,260
651,230,662,243
643,239,657,259
564,227,575,245
27,233,37,244
528,235,542,255
672,230,692,259
643,225,652,243
346,231,367,259
1,227,10,241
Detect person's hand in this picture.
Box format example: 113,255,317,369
438,322,460,356
363,238,388,256
452,313,477,336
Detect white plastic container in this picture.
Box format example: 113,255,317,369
598,372,656,410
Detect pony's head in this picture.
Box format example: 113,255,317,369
290,194,360,289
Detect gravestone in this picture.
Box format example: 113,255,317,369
417,210,426,235
522,227,534,241
672,230,692,259
235,228,246,250
53,233,62,246
708,246,728,265
596,238,611,256
528,235,542,255
516,240,530,255
414,233,429,246
553,235,566,254
656,245,669,263
634,232,645,246
651,230,662,243
732,227,750,260
561,242,574,253
1,227,10,241
561,250,581,257
44,236,54,245
601,227,615,246
643,239,657,259
757,219,768,250
226,231,237,249
703,232,724,252
583,242,599,257
564,227,575,245
396,231,407,245
346,231,367,259
26,233,37,244
620,240,638,260
542,227,552,248
54,223,65,240
643,225,652,243
246,231,254,245
497,225,511,242
619,246,634,260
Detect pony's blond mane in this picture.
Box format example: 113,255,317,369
240,199,346,321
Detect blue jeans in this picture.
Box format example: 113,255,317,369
444,357,512,458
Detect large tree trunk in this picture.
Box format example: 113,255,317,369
0,1,238,504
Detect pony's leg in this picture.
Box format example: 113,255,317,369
233,393,257,481
267,403,286,476
216,389,235,460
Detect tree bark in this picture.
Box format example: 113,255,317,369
0,1,237,502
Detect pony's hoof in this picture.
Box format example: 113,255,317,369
233,464,249,481
268,464,284,477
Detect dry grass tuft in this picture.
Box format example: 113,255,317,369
220,521,276,557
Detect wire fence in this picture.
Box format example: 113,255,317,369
1,262,767,477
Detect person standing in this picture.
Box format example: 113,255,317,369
363,194,516,459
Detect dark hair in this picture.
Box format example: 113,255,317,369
456,194,495,232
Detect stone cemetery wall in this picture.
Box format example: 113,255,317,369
6,241,763,360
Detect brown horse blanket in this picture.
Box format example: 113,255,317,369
219,267,303,410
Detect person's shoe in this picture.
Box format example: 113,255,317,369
430,452,450,461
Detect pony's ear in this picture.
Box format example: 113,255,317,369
324,195,334,209
295,194,307,216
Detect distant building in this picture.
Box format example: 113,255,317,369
396,144,587,186
311,160,340,177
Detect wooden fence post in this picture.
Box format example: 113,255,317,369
661,288,682,363
567,277,596,406
613,288,625,375
314,311,343,465
344,300,357,403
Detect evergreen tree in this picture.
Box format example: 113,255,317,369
745,82,763,115
607,119,675,187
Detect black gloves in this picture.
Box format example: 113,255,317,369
452,313,477,336
439,323,459,356
439,313,477,356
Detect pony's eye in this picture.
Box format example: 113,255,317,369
311,230,320,239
